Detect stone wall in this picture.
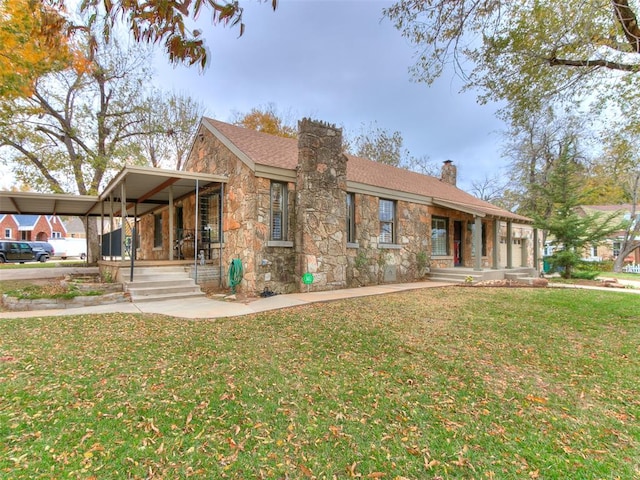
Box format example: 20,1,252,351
184,127,298,295
295,119,347,291
346,195,431,287
138,211,171,260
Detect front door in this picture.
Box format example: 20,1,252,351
454,221,463,266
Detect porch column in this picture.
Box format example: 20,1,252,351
533,228,540,272
169,186,174,261
100,201,104,261
109,193,114,261
506,220,513,269
474,216,482,271
521,238,528,268
492,219,500,269
120,181,126,260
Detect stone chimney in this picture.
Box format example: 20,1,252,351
441,160,457,186
295,119,347,291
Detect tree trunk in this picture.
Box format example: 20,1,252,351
87,218,101,264
613,242,640,272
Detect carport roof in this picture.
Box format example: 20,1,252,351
0,166,226,217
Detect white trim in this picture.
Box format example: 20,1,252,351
255,165,297,182
378,244,402,250
267,240,294,248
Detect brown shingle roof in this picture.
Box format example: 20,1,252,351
204,118,530,223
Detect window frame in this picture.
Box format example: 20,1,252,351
346,192,356,244
378,198,396,244
153,213,163,248
4,228,11,239
431,216,449,256
613,241,621,257
270,181,288,241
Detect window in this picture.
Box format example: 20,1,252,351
200,191,221,243
346,193,355,243
51,231,62,239
378,199,395,244
270,182,288,241
613,241,621,257
154,213,163,248
432,217,448,256
591,245,598,257
4,228,10,239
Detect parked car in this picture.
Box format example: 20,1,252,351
0,241,35,263
27,241,54,262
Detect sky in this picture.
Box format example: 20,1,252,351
153,0,509,192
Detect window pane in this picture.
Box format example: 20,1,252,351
379,199,394,222
271,182,286,241
378,199,395,244
432,217,447,256
346,193,355,243
154,214,163,247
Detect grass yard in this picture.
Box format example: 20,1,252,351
1,287,639,479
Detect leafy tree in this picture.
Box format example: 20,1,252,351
352,121,407,167
349,121,438,175
535,148,622,278
0,0,72,98
384,1,640,126
469,173,508,206
139,91,207,170
231,104,297,138
597,132,640,271
502,109,585,221
0,29,176,261
27,0,277,69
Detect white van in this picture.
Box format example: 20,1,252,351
48,238,87,260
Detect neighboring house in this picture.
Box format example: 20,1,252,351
134,118,536,294
575,204,640,264
62,217,87,238
0,214,66,241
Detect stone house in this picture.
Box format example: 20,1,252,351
0,214,66,241
134,118,536,294
574,204,640,264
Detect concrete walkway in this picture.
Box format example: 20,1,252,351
2,273,638,320
0,281,454,320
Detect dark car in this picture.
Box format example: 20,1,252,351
28,241,54,262
0,241,35,263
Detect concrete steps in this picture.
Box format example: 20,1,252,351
122,266,205,303
428,267,538,284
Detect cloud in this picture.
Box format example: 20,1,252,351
154,0,509,191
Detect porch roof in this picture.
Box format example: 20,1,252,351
0,166,226,217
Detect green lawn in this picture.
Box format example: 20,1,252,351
1,288,639,479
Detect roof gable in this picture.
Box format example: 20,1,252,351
13,214,39,227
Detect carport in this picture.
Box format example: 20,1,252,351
0,166,227,281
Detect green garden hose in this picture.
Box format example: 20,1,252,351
228,258,243,294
